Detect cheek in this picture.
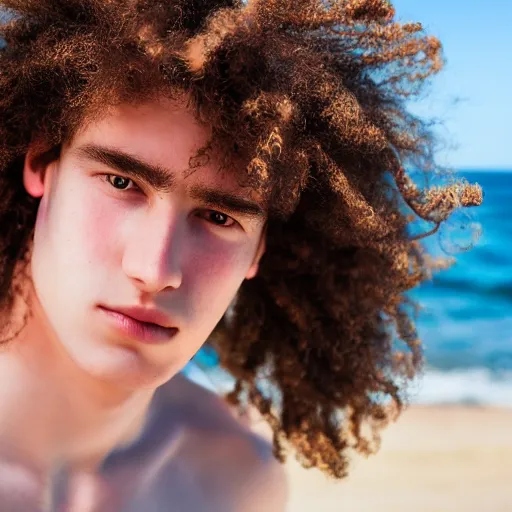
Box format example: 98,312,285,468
80,201,122,262
35,182,124,283
62,186,129,268
183,237,256,310
188,236,253,281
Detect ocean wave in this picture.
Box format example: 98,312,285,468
422,275,512,304
407,367,512,407
184,363,512,408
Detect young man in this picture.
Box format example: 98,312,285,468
0,0,482,510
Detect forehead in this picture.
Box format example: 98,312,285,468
68,98,244,192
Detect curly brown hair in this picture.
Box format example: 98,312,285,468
0,0,482,478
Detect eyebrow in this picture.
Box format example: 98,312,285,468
189,186,266,220
75,144,266,220
76,144,176,193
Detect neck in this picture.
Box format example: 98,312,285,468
0,296,155,474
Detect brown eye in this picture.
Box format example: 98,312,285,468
106,175,133,190
210,212,228,225
201,210,236,228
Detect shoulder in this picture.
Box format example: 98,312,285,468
184,425,288,512
161,373,289,511
224,438,288,512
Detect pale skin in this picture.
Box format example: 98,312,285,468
0,96,287,511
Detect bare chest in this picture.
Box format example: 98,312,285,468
50,432,235,512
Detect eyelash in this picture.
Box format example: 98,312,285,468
102,174,238,229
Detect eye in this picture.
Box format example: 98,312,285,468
104,174,139,192
200,210,237,228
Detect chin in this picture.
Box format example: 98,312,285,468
65,340,172,390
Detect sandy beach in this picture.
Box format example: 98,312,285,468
253,405,512,512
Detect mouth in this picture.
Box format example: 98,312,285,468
98,306,178,344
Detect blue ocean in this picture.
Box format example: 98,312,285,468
187,170,512,407
406,169,512,406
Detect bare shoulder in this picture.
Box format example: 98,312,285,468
162,373,289,511
199,433,288,512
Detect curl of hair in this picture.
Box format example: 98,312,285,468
0,0,483,478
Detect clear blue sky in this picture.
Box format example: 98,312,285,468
392,0,512,170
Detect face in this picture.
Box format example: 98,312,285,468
22,98,266,390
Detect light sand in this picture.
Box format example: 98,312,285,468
252,406,512,512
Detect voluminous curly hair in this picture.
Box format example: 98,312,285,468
0,0,482,478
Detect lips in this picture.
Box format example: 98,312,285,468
98,305,178,344
103,305,174,328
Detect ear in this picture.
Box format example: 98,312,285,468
23,145,56,198
245,225,267,280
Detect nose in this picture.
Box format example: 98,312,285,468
121,211,184,294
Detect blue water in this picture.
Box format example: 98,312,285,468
402,170,512,406
411,170,512,372
188,170,512,406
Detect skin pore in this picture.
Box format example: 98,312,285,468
0,96,278,509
